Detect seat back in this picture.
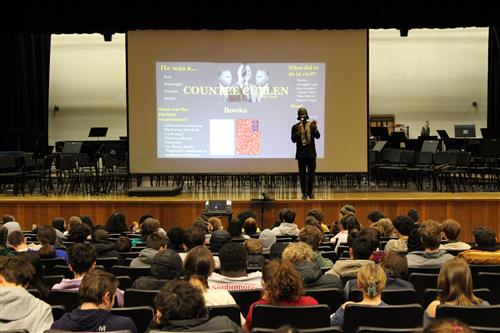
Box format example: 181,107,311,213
111,266,151,282
96,257,120,271
342,304,423,333
303,288,345,312
41,257,67,272
43,275,64,288
436,304,500,327
116,275,133,290
251,328,342,333
423,288,493,309
408,273,438,305
252,304,331,329
356,327,422,333
207,304,242,325
229,288,263,317
477,272,500,304
48,290,79,311
124,289,159,308
110,306,154,333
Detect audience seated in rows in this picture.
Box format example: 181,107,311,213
331,261,387,327
148,279,243,332
439,219,471,251
51,269,137,332
130,232,167,268
208,242,262,290
299,225,334,268
283,241,341,290
459,226,500,264
344,251,413,298
406,220,453,268
131,249,184,290
244,259,318,331
0,256,53,332
424,257,489,325
52,243,125,306
272,208,300,237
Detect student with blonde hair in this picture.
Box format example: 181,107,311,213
330,262,387,327
425,257,488,324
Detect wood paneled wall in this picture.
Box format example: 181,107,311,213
1,196,499,243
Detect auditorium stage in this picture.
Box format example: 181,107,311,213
1,190,499,243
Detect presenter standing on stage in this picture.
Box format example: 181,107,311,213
291,107,320,200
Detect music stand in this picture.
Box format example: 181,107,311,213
61,141,83,154
420,140,439,153
436,130,450,141
88,127,108,141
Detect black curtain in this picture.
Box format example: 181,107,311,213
487,27,500,131
0,33,51,151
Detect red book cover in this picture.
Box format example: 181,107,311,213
236,119,261,155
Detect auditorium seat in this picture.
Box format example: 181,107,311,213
436,304,500,327
252,304,331,329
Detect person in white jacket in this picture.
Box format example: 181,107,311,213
0,256,53,332
272,208,300,236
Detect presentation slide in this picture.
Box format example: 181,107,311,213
155,62,325,158
128,30,367,173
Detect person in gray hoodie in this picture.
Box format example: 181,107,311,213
131,249,184,290
131,232,168,268
406,220,453,268
0,256,53,332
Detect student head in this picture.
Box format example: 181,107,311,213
227,220,243,238
140,217,160,240
52,217,66,232
340,215,360,232
104,211,127,233
218,69,232,87
244,238,263,255
303,216,323,234
77,269,118,309
219,243,247,276
262,259,303,305
392,215,415,237
80,215,95,232
423,318,475,333
441,219,462,241
0,256,35,287
208,217,223,231
259,229,276,252
68,216,82,230
306,208,325,224
167,227,185,252
419,220,442,250
243,217,258,236
1,214,15,224
184,246,215,288
69,222,91,243
255,69,269,86
298,225,323,251
351,235,375,260
367,210,385,223
37,225,57,258
183,227,205,250
371,218,394,238
147,232,168,251
380,251,408,279
340,204,356,217
209,230,231,253
473,226,496,247
68,243,97,276
280,208,296,224
407,208,419,223
7,230,26,251
357,262,386,299
154,280,207,326
282,242,315,264
115,236,131,252
91,228,109,243
437,257,481,306
151,249,184,280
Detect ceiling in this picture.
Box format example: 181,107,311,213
6,0,500,34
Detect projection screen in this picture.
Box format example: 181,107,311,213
128,30,367,173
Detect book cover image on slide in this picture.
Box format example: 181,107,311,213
236,119,261,155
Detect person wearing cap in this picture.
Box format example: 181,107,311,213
291,107,320,200
131,249,184,290
330,204,356,234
